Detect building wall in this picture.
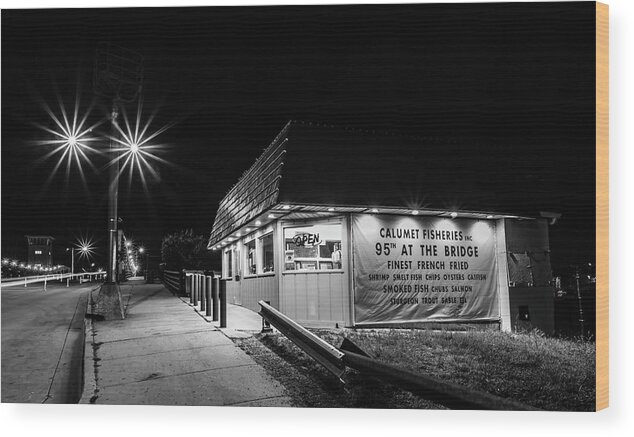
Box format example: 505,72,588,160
217,215,555,333
504,218,555,334
281,271,348,327
227,275,278,312
26,236,54,267
27,245,52,266
222,223,279,313
509,286,555,334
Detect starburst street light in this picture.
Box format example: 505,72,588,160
33,91,105,186
76,236,96,261
107,99,172,191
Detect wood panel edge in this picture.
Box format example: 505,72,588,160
595,0,609,412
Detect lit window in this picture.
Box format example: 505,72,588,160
224,249,233,279
283,224,342,271
34,250,42,255
260,233,274,273
245,239,257,275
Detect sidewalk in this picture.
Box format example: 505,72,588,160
81,279,292,407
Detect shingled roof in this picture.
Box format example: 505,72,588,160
208,120,542,248
208,122,291,247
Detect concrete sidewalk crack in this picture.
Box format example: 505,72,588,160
100,363,257,388
99,343,235,361
97,328,219,344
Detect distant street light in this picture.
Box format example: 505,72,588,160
66,247,75,275
139,247,149,281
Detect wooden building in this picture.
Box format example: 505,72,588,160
208,121,555,333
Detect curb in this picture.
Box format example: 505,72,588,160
79,290,98,404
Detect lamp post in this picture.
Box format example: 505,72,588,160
139,247,148,281
91,43,143,320
66,247,75,275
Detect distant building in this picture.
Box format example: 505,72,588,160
25,235,55,267
208,121,555,333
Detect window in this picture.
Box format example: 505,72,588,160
260,233,274,273
283,223,342,272
34,250,42,255
245,239,257,275
224,249,233,279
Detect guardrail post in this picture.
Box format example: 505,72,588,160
24,277,27,287
200,275,207,313
219,279,227,328
261,300,273,332
212,277,219,321
205,276,212,317
44,276,47,291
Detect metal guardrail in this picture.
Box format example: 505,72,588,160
257,300,539,411
1,272,105,289
162,270,183,294
258,300,346,380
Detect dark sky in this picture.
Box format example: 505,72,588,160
1,3,596,272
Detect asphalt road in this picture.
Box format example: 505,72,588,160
1,280,95,403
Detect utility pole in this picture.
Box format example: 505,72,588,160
91,42,143,320
106,103,119,285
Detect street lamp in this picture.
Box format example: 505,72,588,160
139,247,148,281
65,247,75,275
34,45,167,319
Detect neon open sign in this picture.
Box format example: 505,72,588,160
292,233,322,247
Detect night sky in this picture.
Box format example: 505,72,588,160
1,2,596,273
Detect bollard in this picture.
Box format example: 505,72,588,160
205,276,212,317
188,275,194,304
193,274,198,304
195,274,201,304
212,277,219,322
44,277,47,291
219,279,227,328
191,274,196,304
195,274,199,303
200,275,207,313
